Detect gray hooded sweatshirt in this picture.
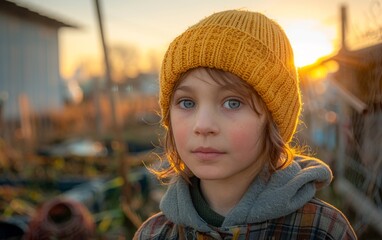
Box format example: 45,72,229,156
134,157,357,239
160,156,333,232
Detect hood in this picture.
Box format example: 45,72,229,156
160,156,333,232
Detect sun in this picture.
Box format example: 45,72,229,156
283,20,335,67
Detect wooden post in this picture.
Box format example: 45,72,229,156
94,0,141,237
340,5,348,51
94,0,117,128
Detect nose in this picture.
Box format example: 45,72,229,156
193,107,219,136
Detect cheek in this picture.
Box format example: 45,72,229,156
170,116,189,151
172,125,187,148
229,122,263,152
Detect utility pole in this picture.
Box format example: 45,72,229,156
94,0,116,127
340,5,348,51
94,0,141,238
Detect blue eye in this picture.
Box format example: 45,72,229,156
223,99,241,109
179,99,195,109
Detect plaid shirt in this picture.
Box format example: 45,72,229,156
134,198,356,240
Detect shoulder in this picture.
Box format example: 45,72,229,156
284,198,357,239
133,212,179,240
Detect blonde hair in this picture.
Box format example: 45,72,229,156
151,68,294,184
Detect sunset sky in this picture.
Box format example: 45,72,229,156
12,0,382,79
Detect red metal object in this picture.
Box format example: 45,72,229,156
24,197,95,240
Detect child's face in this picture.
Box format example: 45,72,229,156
170,68,266,182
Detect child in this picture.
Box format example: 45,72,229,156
134,10,356,239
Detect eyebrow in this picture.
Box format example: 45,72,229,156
173,85,193,93
173,84,248,103
174,83,232,92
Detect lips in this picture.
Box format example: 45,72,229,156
191,147,225,160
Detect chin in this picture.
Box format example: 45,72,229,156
193,172,225,181
188,165,228,180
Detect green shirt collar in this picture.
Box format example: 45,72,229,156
190,177,225,227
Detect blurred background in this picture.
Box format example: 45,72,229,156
0,0,381,239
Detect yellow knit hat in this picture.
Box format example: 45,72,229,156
160,10,301,143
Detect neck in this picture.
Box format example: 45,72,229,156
199,175,255,216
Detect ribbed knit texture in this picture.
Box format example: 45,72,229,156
160,10,301,143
